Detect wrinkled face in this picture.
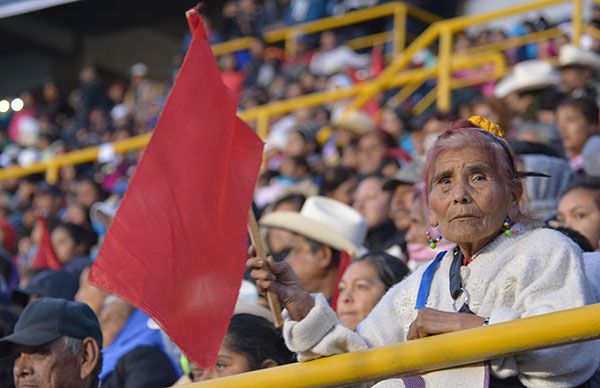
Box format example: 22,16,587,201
357,133,387,176
196,340,251,381
13,339,82,388
428,147,512,252
557,105,598,156
559,67,593,93
336,261,386,331
51,227,78,263
353,178,391,228
390,184,414,231
557,188,600,251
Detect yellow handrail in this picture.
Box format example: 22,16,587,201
186,303,600,387
211,3,440,58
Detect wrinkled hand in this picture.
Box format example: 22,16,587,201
407,308,485,340
247,246,314,321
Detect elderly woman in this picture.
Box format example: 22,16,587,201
249,117,599,386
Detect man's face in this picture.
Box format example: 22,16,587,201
559,66,593,93
390,184,414,231
285,235,324,293
13,339,82,388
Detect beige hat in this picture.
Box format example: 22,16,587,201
260,196,368,257
332,110,374,136
494,60,559,99
558,44,600,71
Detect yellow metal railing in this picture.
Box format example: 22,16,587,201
348,0,584,113
211,2,440,58
187,303,600,387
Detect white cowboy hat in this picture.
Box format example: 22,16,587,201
260,196,368,257
494,60,559,99
331,110,374,136
558,44,600,71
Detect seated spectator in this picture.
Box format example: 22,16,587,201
177,313,294,383
379,107,416,156
382,161,423,234
51,222,94,279
353,175,404,258
555,178,600,251
12,270,79,307
404,183,454,271
336,252,408,330
356,130,395,176
556,97,600,172
319,165,357,206
259,196,367,302
0,298,103,388
100,296,180,388
309,31,369,77
557,44,600,100
219,54,245,94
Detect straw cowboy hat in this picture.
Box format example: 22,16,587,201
260,196,368,257
332,110,374,136
494,60,559,99
558,44,600,71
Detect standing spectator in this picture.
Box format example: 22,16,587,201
309,31,370,77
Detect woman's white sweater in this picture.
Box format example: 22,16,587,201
283,228,600,387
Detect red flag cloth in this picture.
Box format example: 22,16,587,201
31,216,62,271
88,10,263,369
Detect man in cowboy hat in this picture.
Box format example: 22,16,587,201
259,196,368,302
557,44,600,101
494,59,560,121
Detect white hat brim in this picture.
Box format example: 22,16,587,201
260,211,359,256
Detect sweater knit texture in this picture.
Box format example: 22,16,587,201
283,227,600,387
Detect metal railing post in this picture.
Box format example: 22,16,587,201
437,29,453,112
572,0,584,46
392,5,407,57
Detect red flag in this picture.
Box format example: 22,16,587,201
31,216,62,271
88,10,263,368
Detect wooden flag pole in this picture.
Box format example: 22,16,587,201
247,209,284,328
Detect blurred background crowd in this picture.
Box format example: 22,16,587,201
0,0,599,386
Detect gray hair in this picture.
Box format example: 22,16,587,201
62,336,84,355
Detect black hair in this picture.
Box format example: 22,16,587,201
53,222,95,254
224,314,294,370
557,97,600,125
319,166,356,196
563,176,600,210
549,226,594,252
354,252,409,291
508,140,560,158
273,193,306,212
308,239,341,269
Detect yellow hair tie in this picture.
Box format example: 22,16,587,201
469,115,505,138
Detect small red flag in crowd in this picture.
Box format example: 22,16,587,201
31,216,62,271
89,9,263,368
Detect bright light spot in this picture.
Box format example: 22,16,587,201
0,100,9,113
11,98,24,112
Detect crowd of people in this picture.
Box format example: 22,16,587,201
0,0,599,386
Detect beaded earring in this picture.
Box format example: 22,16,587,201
502,217,520,236
425,230,443,249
